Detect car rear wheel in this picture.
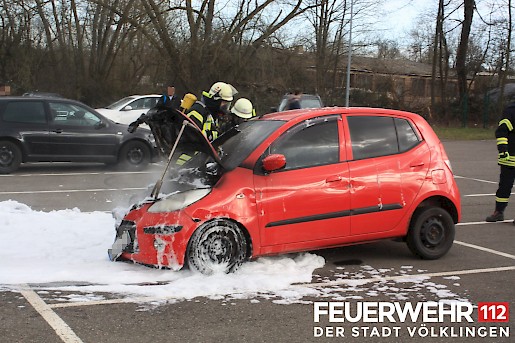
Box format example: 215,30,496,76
0,141,22,174
186,219,248,275
118,140,150,169
406,207,455,260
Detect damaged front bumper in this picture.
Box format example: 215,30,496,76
108,203,193,269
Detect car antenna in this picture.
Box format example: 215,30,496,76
150,120,196,199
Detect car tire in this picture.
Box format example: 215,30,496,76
118,140,150,169
186,219,248,275
0,141,22,174
406,206,455,260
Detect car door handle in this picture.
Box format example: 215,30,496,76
326,175,343,183
410,161,425,167
52,129,63,134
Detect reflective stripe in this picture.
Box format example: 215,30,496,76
188,110,204,124
496,197,510,203
202,115,218,140
499,155,515,166
176,154,192,166
499,160,515,167
497,137,508,145
499,119,514,131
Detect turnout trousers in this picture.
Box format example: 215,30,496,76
495,165,515,212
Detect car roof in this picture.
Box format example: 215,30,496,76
0,96,75,102
125,94,161,99
262,107,420,122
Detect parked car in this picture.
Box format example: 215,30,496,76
109,107,461,275
0,96,157,174
486,83,515,104
96,94,161,125
272,93,324,112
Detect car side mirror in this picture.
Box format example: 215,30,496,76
263,154,286,172
123,105,133,111
95,121,106,129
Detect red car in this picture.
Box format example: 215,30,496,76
109,107,461,274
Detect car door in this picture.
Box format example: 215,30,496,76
345,115,429,235
47,101,119,158
1,100,50,156
254,115,351,247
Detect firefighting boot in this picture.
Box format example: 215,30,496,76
485,211,504,222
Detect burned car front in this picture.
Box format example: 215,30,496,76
108,108,283,272
109,147,219,270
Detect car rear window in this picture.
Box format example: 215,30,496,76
2,101,47,124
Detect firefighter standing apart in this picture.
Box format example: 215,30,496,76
486,101,515,223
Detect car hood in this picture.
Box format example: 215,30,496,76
147,107,224,197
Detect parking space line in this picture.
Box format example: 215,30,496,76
0,171,157,177
45,265,515,309
465,193,515,197
455,240,515,260
304,265,515,288
0,187,146,195
454,175,497,184
19,284,84,343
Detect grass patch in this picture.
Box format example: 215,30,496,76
431,126,495,140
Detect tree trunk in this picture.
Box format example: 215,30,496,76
456,0,474,106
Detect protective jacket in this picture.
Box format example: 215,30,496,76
496,102,515,167
185,102,218,142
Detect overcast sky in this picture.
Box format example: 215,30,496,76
379,0,434,40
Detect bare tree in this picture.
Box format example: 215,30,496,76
455,0,474,107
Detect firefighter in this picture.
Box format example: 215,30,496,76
173,82,237,166
218,97,255,136
185,82,237,141
486,101,515,222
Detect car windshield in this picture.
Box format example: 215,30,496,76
214,120,285,170
106,97,135,109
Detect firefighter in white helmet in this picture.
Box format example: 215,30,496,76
218,97,256,136
184,81,237,142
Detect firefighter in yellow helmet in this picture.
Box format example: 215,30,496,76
184,82,237,141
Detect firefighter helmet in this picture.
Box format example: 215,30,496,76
231,98,254,119
208,82,237,101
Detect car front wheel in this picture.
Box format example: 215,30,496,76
186,219,248,275
0,141,22,174
406,206,455,260
118,140,150,169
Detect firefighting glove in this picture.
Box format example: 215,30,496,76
128,121,138,133
498,151,510,162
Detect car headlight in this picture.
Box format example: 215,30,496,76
147,188,211,213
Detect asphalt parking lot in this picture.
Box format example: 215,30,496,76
0,140,514,343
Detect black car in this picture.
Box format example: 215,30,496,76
0,96,157,174
273,93,324,112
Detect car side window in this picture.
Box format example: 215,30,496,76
128,98,146,110
269,116,339,170
348,116,398,160
49,102,101,127
2,101,46,124
395,118,421,152
143,97,159,109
